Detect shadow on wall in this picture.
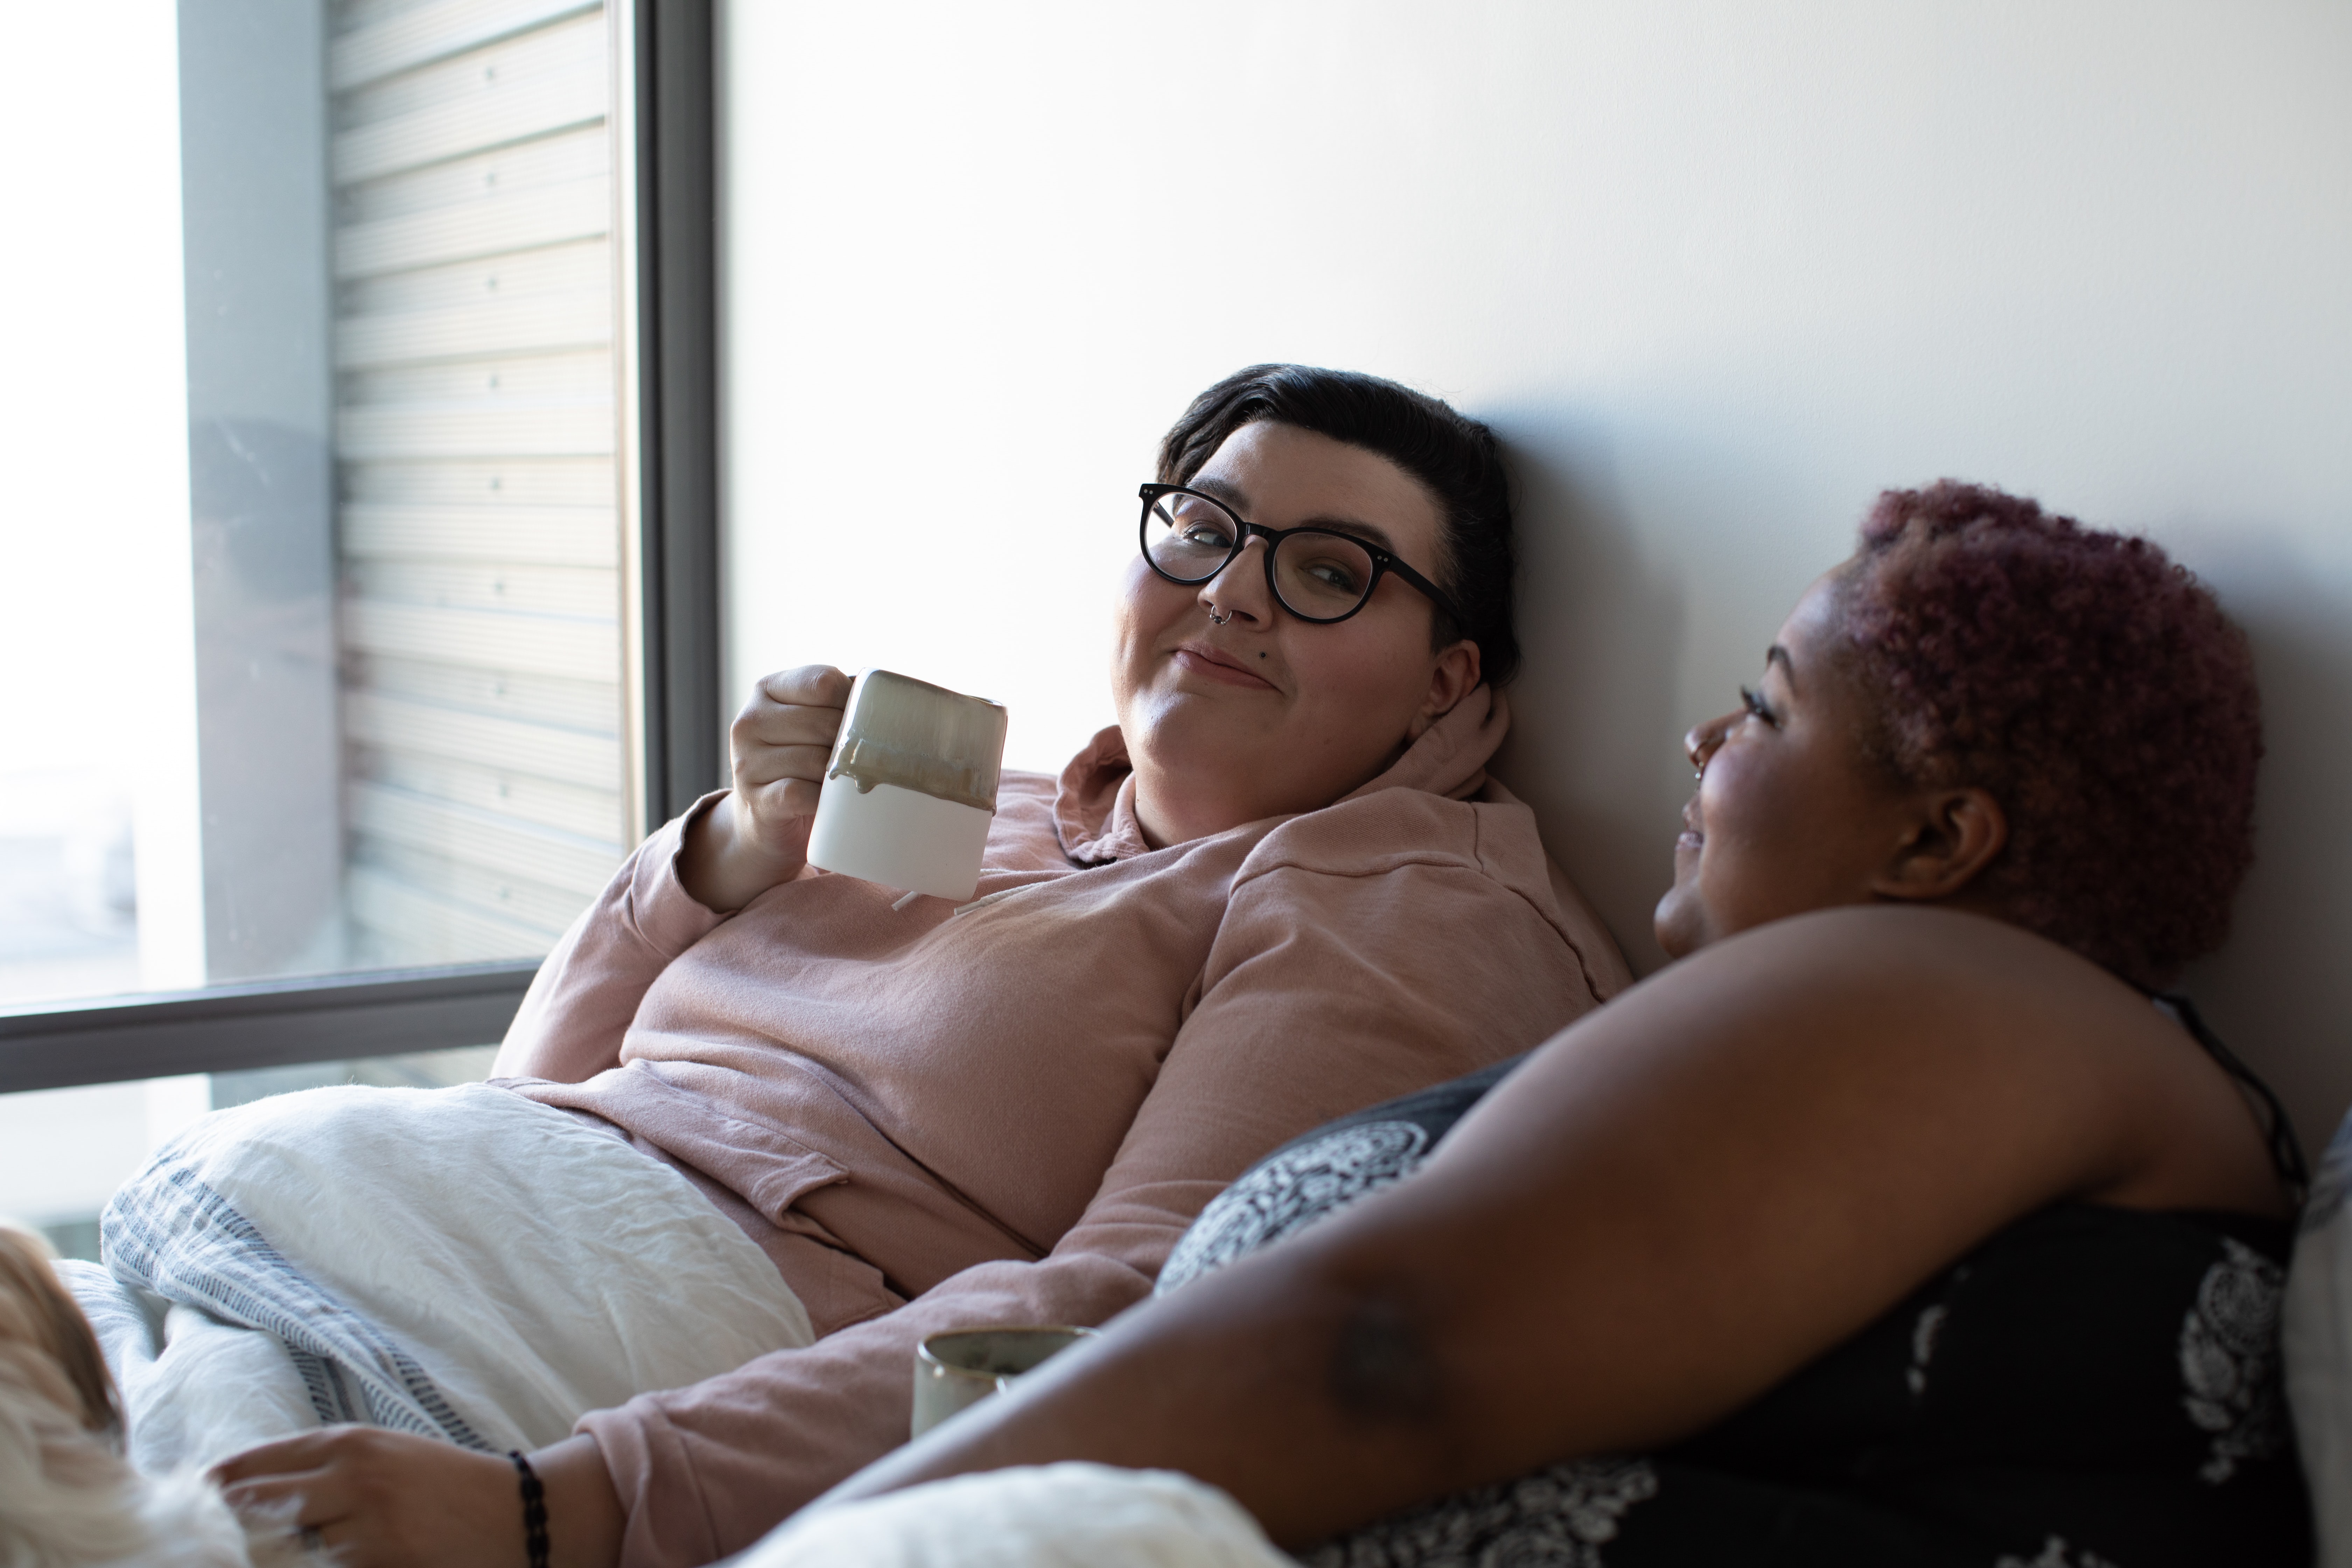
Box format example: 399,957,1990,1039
2181,545,2352,1157
1485,421,1688,976
1490,468,2352,1151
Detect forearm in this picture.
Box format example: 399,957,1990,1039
835,912,2163,1545
576,1249,1160,1562
821,1244,1456,1548
535,1435,627,1568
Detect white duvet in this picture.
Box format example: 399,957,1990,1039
63,1082,814,1471
738,1463,1296,1568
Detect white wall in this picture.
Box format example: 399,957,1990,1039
719,1,2352,1145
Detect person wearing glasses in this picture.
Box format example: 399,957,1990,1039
215,364,1630,1566
742,483,2310,1568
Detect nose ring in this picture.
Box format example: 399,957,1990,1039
1206,603,1231,626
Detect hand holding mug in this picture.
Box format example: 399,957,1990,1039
681,665,853,912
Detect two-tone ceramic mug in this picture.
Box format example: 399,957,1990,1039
910,1325,1098,1437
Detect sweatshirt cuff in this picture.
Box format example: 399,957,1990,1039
578,1400,720,1568
623,791,733,959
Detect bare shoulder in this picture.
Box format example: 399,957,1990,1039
1445,905,2282,1221
1552,905,2166,1072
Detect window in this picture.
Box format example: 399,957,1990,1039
0,0,718,1257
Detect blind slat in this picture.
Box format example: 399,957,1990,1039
344,691,621,782
335,59,606,183
336,177,609,280
351,836,598,935
350,781,619,896
342,600,617,682
352,748,622,842
336,288,611,368
349,561,618,620
332,0,598,92
346,866,554,962
341,503,618,566
337,401,615,460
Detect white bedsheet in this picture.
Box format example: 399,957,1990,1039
738,1463,1296,1568
2288,1107,2352,1568
65,1082,814,1471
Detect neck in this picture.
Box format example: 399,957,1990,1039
1128,765,1254,850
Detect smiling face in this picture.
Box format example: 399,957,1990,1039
1654,569,1958,958
1112,420,1480,848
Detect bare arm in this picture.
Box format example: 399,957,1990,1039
825,905,2284,1546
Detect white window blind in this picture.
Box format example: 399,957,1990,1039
330,0,624,966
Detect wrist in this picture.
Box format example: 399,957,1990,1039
532,1434,625,1568
681,794,800,912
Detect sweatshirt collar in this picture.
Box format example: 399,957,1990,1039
1052,685,1511,864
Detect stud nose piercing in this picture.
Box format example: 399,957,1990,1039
1207,603,1231,626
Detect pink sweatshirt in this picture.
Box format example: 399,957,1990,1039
493,687,1628,1568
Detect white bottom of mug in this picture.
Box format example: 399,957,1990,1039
806,774,991,902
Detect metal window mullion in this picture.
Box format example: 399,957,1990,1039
621,0,722,836
0,1,732,1093
0,962,541,1095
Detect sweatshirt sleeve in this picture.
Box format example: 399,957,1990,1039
492,792,733,1084
575,798,1607,1568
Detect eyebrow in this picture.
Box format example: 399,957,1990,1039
1182,477,1402,555
1188,475,1250,510
1765,644,1796,685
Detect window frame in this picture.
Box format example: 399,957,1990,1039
0,0,719,1095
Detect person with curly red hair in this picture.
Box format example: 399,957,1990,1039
757,482,2308,1568
1839,480,2262,989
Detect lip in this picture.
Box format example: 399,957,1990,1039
1676,800,1703,852
1171,640,1278,691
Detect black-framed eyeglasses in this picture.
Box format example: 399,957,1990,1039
1137,483,1461,626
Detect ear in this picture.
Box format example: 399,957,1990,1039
1870,786,2008,902
1405,639,1482,740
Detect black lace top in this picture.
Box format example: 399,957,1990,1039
1157,1021,2312,1568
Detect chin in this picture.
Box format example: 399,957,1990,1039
1652,886,1704,961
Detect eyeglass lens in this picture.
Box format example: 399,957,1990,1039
1143,492,1379,621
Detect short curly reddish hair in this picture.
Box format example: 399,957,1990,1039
1837,481,2262,988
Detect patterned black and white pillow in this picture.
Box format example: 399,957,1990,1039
1158,1054,1526,1297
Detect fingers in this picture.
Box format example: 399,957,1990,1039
736,697,849,750
215,1427,524,1568
221,1466,349,1524
734,744,836,791
731,667,850,835
756,664,854,708
212,1426,356,1484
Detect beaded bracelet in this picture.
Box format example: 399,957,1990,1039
508,1451,550,1568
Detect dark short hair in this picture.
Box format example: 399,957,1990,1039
1840,480,2262,988
1156,364,1520,687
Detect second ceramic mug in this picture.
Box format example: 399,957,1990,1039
910,1325,1098,1438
